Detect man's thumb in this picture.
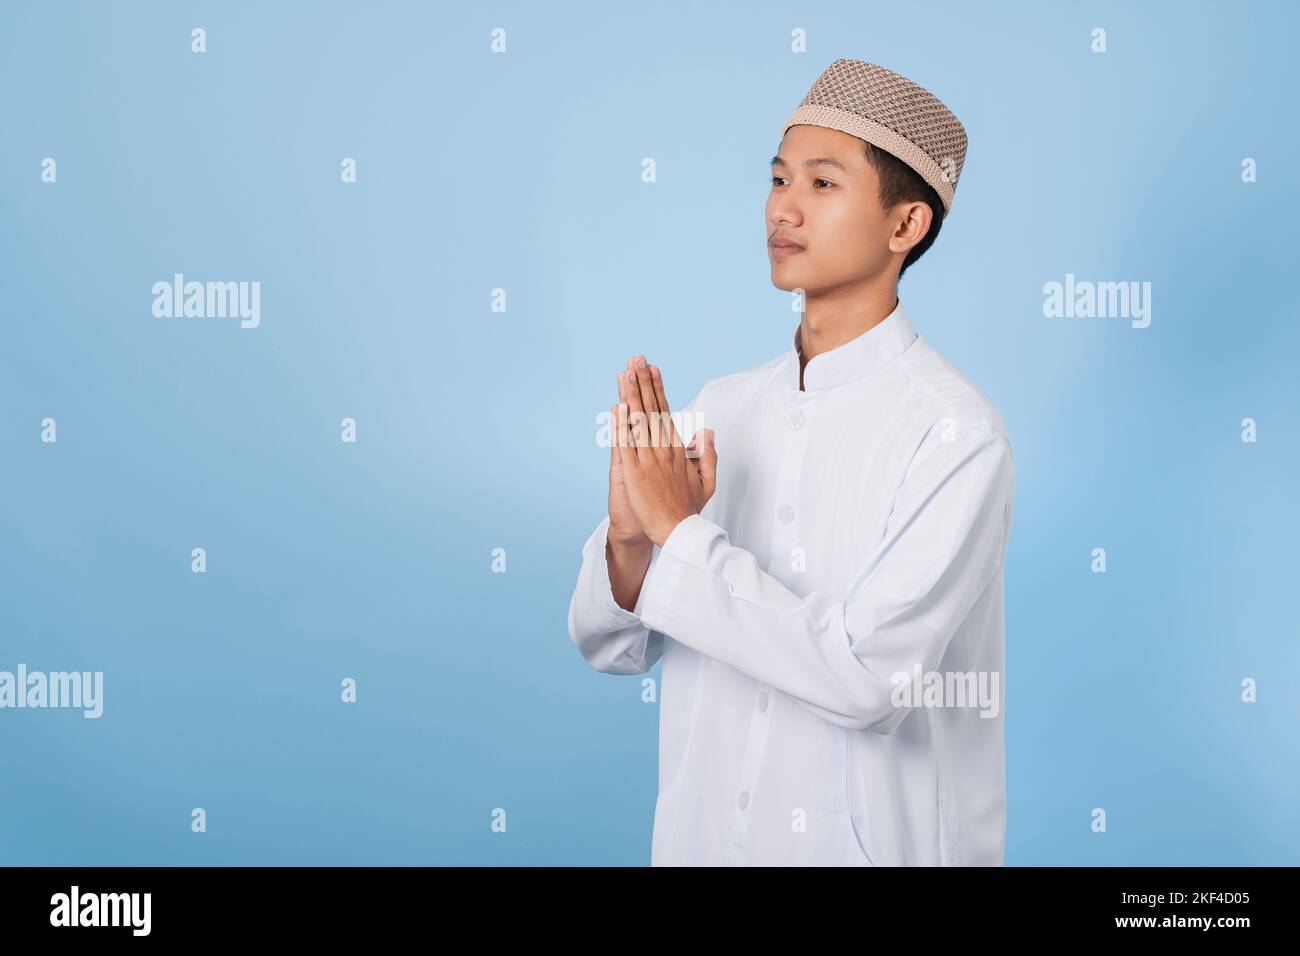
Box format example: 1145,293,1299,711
697,429,718,497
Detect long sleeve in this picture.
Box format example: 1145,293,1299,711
566,515,666,674
566,384,708,675
635,419,1015,733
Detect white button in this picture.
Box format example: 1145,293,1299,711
757,691,769,712
777,504,795,525
738,790,750,810
787,409,805,430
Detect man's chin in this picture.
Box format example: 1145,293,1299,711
769,269,808,292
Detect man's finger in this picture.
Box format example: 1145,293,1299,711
622,365,650,456
616,371,629,457
696,430,718,500
629,357,666,451
649,365,683,449
609,403,620,473
616,400,636,470
612,369,626,469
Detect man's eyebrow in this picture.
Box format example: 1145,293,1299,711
770,155,847,171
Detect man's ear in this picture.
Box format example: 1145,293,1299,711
889,201,932,255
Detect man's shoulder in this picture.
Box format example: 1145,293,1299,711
893,335,1011,444
693,351,789,405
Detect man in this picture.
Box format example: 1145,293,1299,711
567,59,1015,866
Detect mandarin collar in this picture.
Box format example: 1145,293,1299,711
787,298,918,392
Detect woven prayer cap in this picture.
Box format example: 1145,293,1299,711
782,59,968,218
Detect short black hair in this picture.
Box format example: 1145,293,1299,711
862,142,944,280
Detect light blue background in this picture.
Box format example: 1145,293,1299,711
2,0,1297,865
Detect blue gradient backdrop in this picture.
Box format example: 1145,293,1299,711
2,0,1297,865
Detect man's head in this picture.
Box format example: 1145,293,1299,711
767,124,943,294
768,59,966,297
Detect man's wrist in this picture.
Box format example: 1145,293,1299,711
608,529,652,552
606,533,654,614
647,511,694,549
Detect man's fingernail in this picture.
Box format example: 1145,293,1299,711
635,357,646,368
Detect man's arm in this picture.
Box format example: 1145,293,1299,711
566,515,665,674
607,534,653,613
634,419,1015,732
566,381,706,674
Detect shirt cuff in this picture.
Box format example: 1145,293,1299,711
638,514,728,635
592,517,660,627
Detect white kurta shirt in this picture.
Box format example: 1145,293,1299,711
567,299,1015,866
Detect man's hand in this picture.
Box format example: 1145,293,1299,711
608,357,653,548
612,356,717,548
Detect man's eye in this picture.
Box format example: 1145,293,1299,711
770,176,832,188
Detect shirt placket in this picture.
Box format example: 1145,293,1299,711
724,389,819,864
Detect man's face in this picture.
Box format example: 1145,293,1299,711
766,124,898,295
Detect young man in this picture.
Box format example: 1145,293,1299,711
567,59,1015,866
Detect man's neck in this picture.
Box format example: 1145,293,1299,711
798,284,900,391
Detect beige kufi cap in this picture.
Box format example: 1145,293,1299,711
783,59,968,217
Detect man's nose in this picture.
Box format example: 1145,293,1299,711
769,199,800,228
